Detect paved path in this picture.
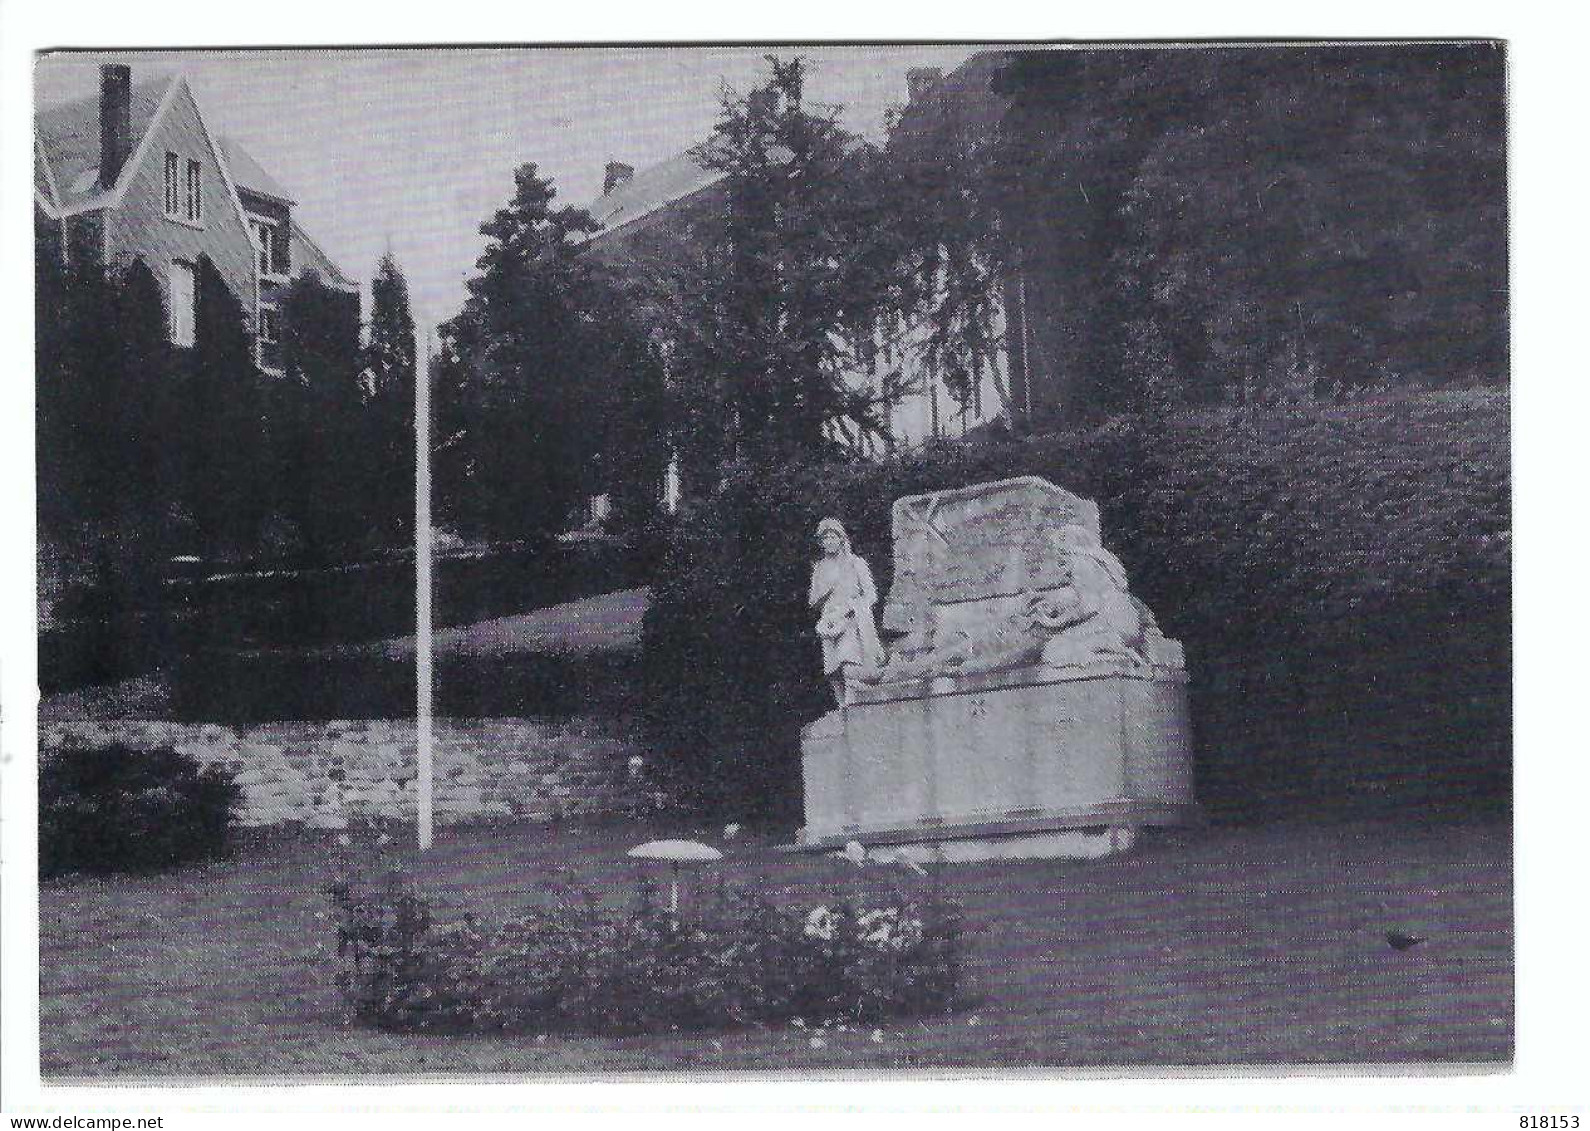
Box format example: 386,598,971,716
378,586,651,659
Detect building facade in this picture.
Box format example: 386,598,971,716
35,65,358,375
584,62,1025,454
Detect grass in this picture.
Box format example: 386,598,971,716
39,587,653,725
39,813,1511,1078
372,586,651,659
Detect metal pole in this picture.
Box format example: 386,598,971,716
416,326,434,851
1020,273,1033,422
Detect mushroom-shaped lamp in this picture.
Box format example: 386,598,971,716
626,839,723,914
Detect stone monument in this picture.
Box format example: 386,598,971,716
797,476,1197,861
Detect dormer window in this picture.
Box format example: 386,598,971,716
249,217,277,276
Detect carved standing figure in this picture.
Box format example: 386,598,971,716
809,518,883,707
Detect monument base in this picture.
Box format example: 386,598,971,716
855,826,1140,864
794,660,1198,858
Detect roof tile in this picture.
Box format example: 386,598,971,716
585,149,722,235
35,74,174,210
219,136,297,205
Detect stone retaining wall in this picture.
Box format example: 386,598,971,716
40,717,647,829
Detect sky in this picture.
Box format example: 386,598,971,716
35,46,978,330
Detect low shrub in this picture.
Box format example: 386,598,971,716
328,873,963,1036
40,744,241,879
643,390,1510,819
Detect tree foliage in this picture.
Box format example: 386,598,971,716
37,230,393,594
435,163,669,540
269,273,369,560
361,253,418,543
36,248,279,564
177,254,274,554
658,57,925,473
37,249,178,659
284,272,363,390
366,252,417,400
882,69,1014,417
964,45,1508,417
432,56,1028,514
37,251,150,539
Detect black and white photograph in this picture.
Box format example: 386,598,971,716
1,11,1575,1120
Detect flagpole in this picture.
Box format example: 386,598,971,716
416,324,434,851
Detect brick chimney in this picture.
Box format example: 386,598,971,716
603,161,635,195
906,67,942,104
99,64,132,190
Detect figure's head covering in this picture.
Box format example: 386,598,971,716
816,518,851,552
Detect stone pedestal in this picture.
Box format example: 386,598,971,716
798,660,1196,857
795,476,1199,860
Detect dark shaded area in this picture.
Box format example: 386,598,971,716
44,537,646,698
165,650,640,725
39,744,240,879
891,44,1507,420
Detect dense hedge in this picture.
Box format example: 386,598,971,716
39,609,171,696
167,649,640,725
642,391,1510,819
43,536,644,694
40,744,240,878
167,536,641,651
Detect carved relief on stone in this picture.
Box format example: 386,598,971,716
1035,523,1149,670
868,477,1183,683
875,587,1087,682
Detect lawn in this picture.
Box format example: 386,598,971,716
373,586,651,659
39,814,1512,1077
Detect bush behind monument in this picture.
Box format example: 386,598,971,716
643,390,1509,819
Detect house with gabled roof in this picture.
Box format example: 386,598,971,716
35,64,357,375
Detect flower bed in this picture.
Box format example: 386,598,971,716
328,866,963,1036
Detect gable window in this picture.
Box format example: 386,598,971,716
168,261,196,347
185,159,202,223
163,152,180,217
